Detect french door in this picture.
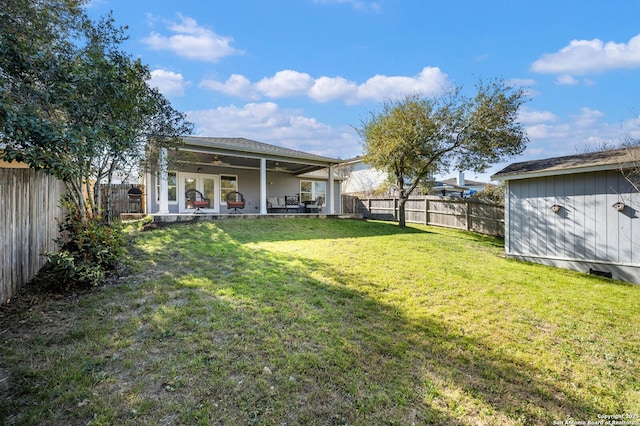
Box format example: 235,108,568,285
179,173,220,213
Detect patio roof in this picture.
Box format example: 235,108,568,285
178,136,341,175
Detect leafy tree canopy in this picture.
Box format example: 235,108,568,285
358,79,529,226
0,0,192,222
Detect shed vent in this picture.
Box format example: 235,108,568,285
589,268,612,279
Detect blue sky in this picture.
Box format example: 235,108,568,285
87,0,640,182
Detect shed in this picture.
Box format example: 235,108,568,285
492,147,640,284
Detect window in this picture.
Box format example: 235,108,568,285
156,171,177,203
220,175,238,204
300,180,326,202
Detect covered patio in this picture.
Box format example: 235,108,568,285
147,136,343,216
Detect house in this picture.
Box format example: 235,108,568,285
339,158,486,198
147,136,343,215
339,156,389,197
426,172,488,197
492,147,640,284
439,172,488,196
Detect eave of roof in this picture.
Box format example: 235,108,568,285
181,136,340,165
492,146,640,181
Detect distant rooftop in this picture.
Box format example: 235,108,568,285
442,177,487,186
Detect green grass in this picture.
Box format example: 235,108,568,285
1,218,639,425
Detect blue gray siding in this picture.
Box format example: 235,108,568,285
506,170,639,283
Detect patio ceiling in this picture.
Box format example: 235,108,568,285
175,136,341,175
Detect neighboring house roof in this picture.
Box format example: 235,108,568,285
492,146,640,181
441,177,487,188
430,182,468,192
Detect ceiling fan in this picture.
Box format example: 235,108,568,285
273,162,287,172
211,156,231,166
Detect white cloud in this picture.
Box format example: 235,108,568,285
199,74,258,99
555,75,580,86
254,70,315,98
531,33,640,75
312,0,381,12
570,107,606,128
518,107,557,124
356,67,450,101
148,69,190,97
186,103,361,159
507,78,536,87
519,106,634,158
142,14,242,62
200,66,451,104
309,76,359,103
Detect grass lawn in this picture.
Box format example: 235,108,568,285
1,218,639,425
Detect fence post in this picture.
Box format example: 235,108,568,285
466,200,472,231
393,197,400,221
425,197,429,225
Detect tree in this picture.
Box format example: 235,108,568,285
620,136,640,193
0,2,192,223
358,79,529,226
471,182,505,204
1,1,193,289
579,136,640,194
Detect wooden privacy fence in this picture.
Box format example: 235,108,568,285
99,183,146,220
1,169,66,304
348,196,505,237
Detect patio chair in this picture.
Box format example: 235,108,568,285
226,191,245,213
284,194,300,213
186,189,210,212
304,196,324,213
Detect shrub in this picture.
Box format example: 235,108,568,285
36,204,126,291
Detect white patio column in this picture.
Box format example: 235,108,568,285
259,158,267,214
328,164,335,214
158,148,169,214
145,171,153,214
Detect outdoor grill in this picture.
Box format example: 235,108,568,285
127,186,143,213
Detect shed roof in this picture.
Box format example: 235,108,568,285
492,146,640,181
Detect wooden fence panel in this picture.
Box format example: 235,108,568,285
100,183,146,219
405,199,426,224
469,201,505,238
428,199,467,229
341,195,360,214
356,196,504,237
367,198,396,221
1,169,65,304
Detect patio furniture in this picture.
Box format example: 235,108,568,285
267,196,286,212
304,196,324,213
226,191,245,213
186,189,210,212
284,194,300,213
